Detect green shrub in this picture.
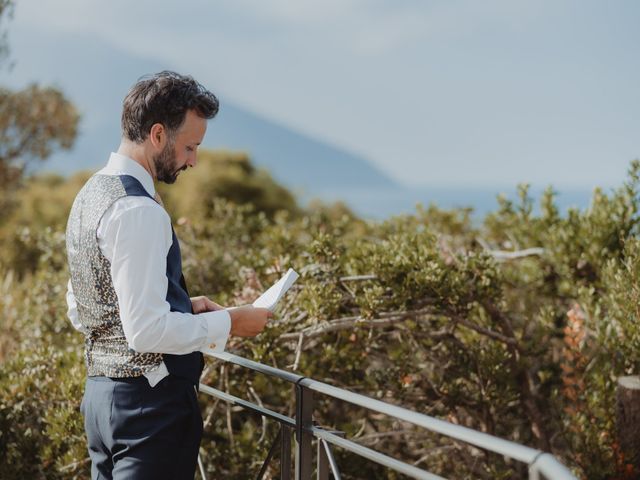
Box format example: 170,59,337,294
2,157,640,478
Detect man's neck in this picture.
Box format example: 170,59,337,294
117,140,156,181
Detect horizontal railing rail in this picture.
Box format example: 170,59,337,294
199,351,576,480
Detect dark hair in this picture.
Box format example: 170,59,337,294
121,71,219,143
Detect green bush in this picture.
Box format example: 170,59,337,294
0,342,87,479
2,156,640,478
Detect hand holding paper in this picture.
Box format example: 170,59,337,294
203,269,299,355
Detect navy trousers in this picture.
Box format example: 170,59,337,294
81,375,203,480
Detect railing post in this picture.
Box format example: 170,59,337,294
617,376,640,475
295,382,314,480
317,438,328,480
282,425,292,480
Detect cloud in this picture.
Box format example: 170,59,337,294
12,0,547,58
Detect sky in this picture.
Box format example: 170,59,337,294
4,0,640,190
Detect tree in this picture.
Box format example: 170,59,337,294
0,0,79,221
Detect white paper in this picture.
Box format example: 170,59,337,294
203,269,299,357
252,268,299,311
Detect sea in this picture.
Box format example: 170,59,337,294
309,185,598,222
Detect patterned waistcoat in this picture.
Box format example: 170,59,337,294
66,174,203,383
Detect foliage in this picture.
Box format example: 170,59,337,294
0,0,80,225
0,84,79,169
0,342,86,479
0,171,91,276
0,233,85,478
0,85,79,221
1,156,640,479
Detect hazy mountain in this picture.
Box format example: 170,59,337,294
3,28,592,218
4,29,398,193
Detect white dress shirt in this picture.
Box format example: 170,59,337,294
66,152,231,387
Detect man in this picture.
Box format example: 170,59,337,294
65,71,271,479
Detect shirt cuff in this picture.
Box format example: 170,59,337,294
201,309,231,353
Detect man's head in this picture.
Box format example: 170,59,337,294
121,71,219,183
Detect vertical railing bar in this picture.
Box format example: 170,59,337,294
321,439,342,480
295,382,314,480
317,436,329,480
529,453,575,480
256,427,283,480
197,452,207,480
282,425,292,480
528,450,544,480
529,464,541,480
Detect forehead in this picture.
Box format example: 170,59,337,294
175,109,207,142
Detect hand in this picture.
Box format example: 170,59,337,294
229,306,272,337
191,296,226,314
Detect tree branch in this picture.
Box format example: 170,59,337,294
278,308,439,343
475,237,544,261
455,317,518,346
489,247,545,261
339,274,378,282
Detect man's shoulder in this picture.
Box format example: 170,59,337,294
75,174,158,209
108,195,167,223
74,173,129,200
99,196,171,245
70,173,169,231
69,174,125,217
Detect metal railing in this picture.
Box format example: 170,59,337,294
199,351,576,480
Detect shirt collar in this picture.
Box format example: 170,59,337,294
102,152,156,197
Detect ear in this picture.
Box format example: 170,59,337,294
149,123,166,150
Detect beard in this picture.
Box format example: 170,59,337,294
153,138,186,184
